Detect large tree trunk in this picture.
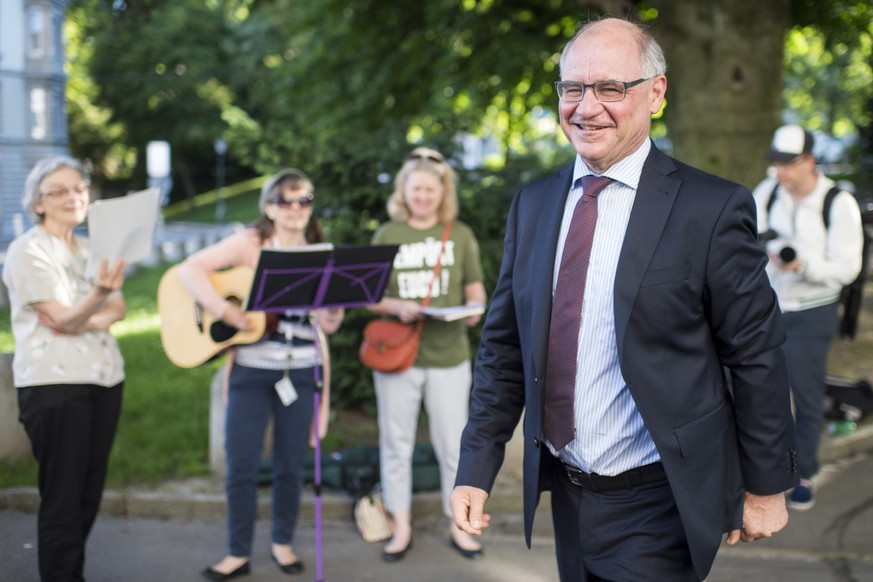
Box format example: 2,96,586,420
649,0,790,189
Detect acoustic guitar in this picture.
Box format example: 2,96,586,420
158,265,267,368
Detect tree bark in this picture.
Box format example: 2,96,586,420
649,0,791,189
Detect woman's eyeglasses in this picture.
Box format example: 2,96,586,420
41,183,90,199
271,194,314,208
407,152,445,164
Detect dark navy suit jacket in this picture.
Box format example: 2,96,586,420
456,143,797,580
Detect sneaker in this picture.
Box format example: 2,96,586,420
787,479,815,511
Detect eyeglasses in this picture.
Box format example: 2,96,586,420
41,183,90,199
271,194,314,208
555,78,651,103
407,152,445,164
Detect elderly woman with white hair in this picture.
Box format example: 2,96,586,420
177,168,343,580
2,155,127,581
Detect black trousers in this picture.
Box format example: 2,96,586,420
549,455,699,582
18,382,123,582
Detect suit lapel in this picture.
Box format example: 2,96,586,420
532,166,574,377
614,147,681,363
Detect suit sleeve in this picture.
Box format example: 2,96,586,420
706,187,797,495
455,190,527,492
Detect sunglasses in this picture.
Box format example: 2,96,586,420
271,194,314,208
407,152,445,164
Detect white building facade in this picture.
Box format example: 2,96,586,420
0,0,69,244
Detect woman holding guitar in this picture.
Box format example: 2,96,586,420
178,168,343,580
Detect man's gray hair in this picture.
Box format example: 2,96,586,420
559,19,667,79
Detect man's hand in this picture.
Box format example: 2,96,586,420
450,485,491,536
726,491,789,545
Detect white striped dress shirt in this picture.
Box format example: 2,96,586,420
548,139,661,475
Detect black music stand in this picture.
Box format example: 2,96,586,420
246,243,398,582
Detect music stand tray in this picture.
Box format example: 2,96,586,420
246,243,399,313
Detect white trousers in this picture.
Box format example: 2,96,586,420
373,361,472,517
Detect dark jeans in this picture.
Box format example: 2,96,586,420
18,382,123,582
782,301,840,479
224,364,315,557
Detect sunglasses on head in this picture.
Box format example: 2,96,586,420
407,152,445,164
271,194,314,208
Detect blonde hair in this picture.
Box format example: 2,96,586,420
387,147,458,224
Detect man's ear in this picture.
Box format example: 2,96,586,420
649,75,667,115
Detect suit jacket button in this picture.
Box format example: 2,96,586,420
533,438,540,448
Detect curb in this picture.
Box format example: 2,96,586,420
0,482,529,528
3,423,873,524
817,421,873,464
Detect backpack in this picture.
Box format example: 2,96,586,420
824,374,873,422
766,183,870,339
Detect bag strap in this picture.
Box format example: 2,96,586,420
764,182,779,230
420,221,453,309
821,186,840,230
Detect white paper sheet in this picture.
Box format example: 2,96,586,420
419,304,486,322
87,187,161,273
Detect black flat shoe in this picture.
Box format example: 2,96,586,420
201,561,251,581
271,553,305,575
450,537,484,560
381,538,413,563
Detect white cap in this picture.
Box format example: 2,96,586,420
768,124,814,163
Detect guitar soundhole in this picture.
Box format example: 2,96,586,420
210,294,243,342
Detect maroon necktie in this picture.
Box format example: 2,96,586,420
544,175,613,450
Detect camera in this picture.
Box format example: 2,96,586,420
758,230,796,263
779,246,797,263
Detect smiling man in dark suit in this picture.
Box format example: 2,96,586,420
450,17,798,582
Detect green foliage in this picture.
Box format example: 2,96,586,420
784,26,873,139
64,15,136,184
786,1,873,154
0,309,11,352
66,0,873,200
68,0,238,198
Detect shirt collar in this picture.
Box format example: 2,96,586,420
571,138,652,190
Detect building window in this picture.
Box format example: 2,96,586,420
52,86,66,140
28,6,48,59
31,87,48,140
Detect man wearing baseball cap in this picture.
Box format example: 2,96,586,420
752,124,864,510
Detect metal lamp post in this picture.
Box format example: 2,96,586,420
214,136,227,222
